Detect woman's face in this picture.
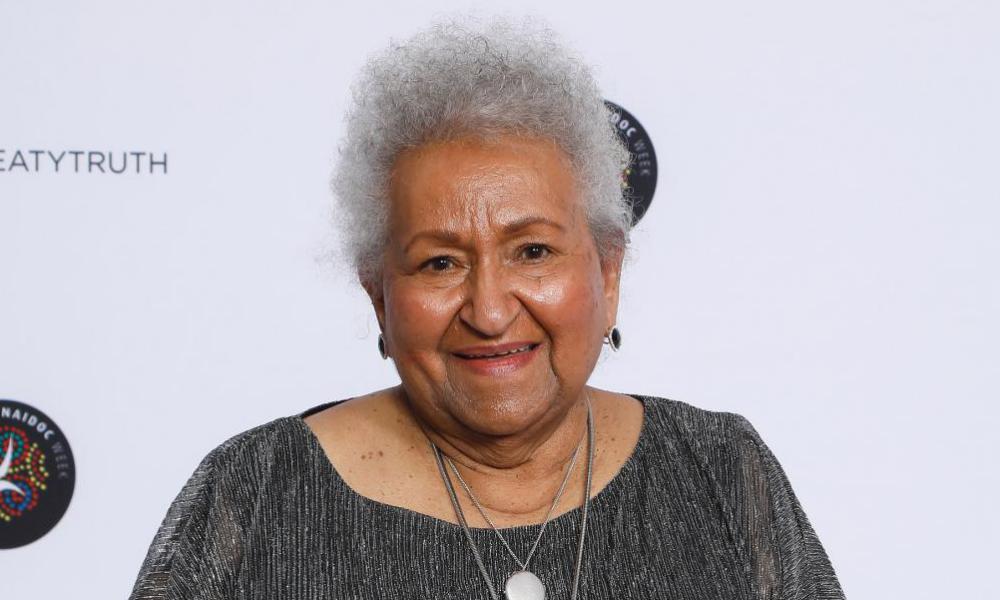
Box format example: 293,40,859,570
366,134,622,439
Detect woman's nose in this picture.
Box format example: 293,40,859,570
458,259,520,337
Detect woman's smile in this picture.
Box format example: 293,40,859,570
451,341,542,376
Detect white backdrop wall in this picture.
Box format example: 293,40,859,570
1,1,997,598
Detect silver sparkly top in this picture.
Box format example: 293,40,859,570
128,395,846,599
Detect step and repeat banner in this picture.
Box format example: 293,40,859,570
2,2,998,599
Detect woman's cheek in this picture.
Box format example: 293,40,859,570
527,269,603,338
387,281,456,348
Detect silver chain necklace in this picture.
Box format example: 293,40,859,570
430,397,595,600
444,429,581,572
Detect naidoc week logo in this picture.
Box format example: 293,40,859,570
605,100,658,225
0,400,75,549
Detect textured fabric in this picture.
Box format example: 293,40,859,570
129,394,846,599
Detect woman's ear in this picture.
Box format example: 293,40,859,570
360,271,387,333
600,245,625,330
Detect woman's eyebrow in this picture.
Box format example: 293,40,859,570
404,217,566,252
501,216,567,235
404,230,462,253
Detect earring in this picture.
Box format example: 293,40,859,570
604,325,622,351
377,333,388,360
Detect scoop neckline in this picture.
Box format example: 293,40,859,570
290,393,652,534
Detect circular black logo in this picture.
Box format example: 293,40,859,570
605,100,658,225
0,400,75,549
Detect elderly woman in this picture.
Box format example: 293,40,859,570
130,17,845,600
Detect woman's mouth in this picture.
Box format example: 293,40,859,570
452,342,541,375
454,343,539,359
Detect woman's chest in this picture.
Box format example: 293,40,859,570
233,475,758,599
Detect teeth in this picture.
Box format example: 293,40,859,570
464,344,533,359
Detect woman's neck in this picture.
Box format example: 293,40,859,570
394,386,593,525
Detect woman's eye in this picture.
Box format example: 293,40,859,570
521,244,552,261
422,256,455,272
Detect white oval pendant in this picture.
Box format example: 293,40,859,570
505,570,546,600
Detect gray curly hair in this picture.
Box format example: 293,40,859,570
330,14,633,287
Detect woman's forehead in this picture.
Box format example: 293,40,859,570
387,134,584,238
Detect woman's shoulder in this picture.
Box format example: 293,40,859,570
635,392,757,429
630,393,768,457
187,412,315,488
631,394,781,528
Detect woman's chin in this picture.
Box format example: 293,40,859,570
452,393,560,439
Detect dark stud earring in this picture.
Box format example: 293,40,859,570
604,326,622,351
377,333,388,360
